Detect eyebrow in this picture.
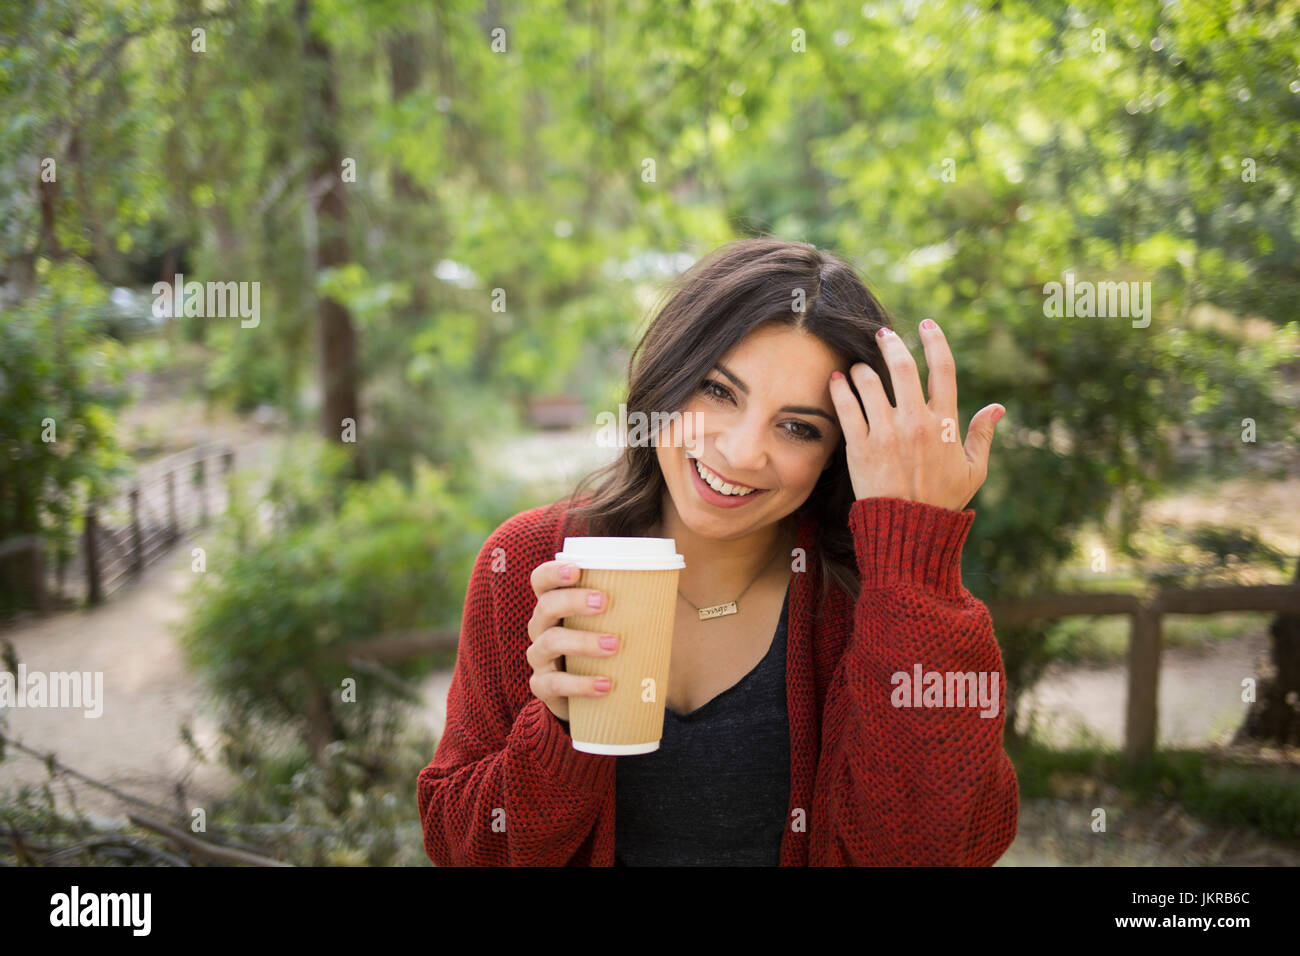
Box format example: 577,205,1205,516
712,362,838,424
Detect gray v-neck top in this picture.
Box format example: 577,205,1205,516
610,582,791,866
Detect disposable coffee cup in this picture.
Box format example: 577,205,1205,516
554,536,685,755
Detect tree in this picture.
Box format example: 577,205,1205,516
298,0,360,466
1237,556,1300,747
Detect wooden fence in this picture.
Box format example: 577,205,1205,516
0,442,234,609
328,574,1300,767
987,580,1300,765
9,448,1295,767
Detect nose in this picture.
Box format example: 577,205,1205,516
711,410,768,479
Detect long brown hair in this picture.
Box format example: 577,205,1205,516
558,237,898,608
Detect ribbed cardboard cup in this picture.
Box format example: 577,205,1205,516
555,537,684,755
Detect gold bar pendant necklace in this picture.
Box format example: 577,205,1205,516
677,543,785,621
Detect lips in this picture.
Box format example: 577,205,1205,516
694,457,763,492
686,453,771,507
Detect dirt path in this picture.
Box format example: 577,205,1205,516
1,547,238,823
1015,631,1272,749
1,559,1287,860
3,417,1295,860
1,415,282,824
999,794,1300,866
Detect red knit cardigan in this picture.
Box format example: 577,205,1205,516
417,495,1019,865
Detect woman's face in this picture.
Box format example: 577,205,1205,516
655,323,846,540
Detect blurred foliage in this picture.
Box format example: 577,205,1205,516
0,635,433,866
1038,610,1266,668
0,698,437,866
0,261,133,613
179,435,505,759
3,0,1294,587
178,703,438,866
0,0,1297,796
1139,521,1294,588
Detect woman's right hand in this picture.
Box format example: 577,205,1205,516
527,560,619,723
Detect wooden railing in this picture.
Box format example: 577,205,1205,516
80,442,235,603
0,442,234,610
328,576,1300,768
987,580,1300,766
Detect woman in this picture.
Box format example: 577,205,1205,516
417,237,1018,865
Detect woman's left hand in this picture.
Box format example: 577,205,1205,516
828,319,1004,512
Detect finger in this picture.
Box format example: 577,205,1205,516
828,369,870,447
530,670,611,701
528,627,619,669
875,327,926,413
918,318,958,423
531,559,579,599
532,586,607,642
962,404,1004,484
848,361,894,439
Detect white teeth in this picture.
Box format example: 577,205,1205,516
694,458,756,496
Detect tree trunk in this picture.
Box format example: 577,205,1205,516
38,176,61,260
1235,556,1300,746
302,676,347,765
298,0,360,471
387,32,440,322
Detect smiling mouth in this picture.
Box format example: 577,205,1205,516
690,455,766,496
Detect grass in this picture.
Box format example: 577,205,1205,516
1040,610,1266,667
1008,735,1300,842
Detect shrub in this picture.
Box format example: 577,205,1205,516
181,436,492,761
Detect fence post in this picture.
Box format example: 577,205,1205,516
84,501,102,606
166,470,179,544
31,536,49,612
195,458,208,527
1124,602,1162,766
129,487,144,576
0,535,48,613
222,448,234,511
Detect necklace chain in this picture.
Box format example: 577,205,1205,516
676,539,787,622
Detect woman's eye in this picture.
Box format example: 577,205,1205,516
787,422,823,442
699,380,822,442
700,380,733,402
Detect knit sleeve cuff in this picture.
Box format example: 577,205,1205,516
513,696,615,790
848,496,974,597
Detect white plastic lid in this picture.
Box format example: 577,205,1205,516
555,536,685,570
